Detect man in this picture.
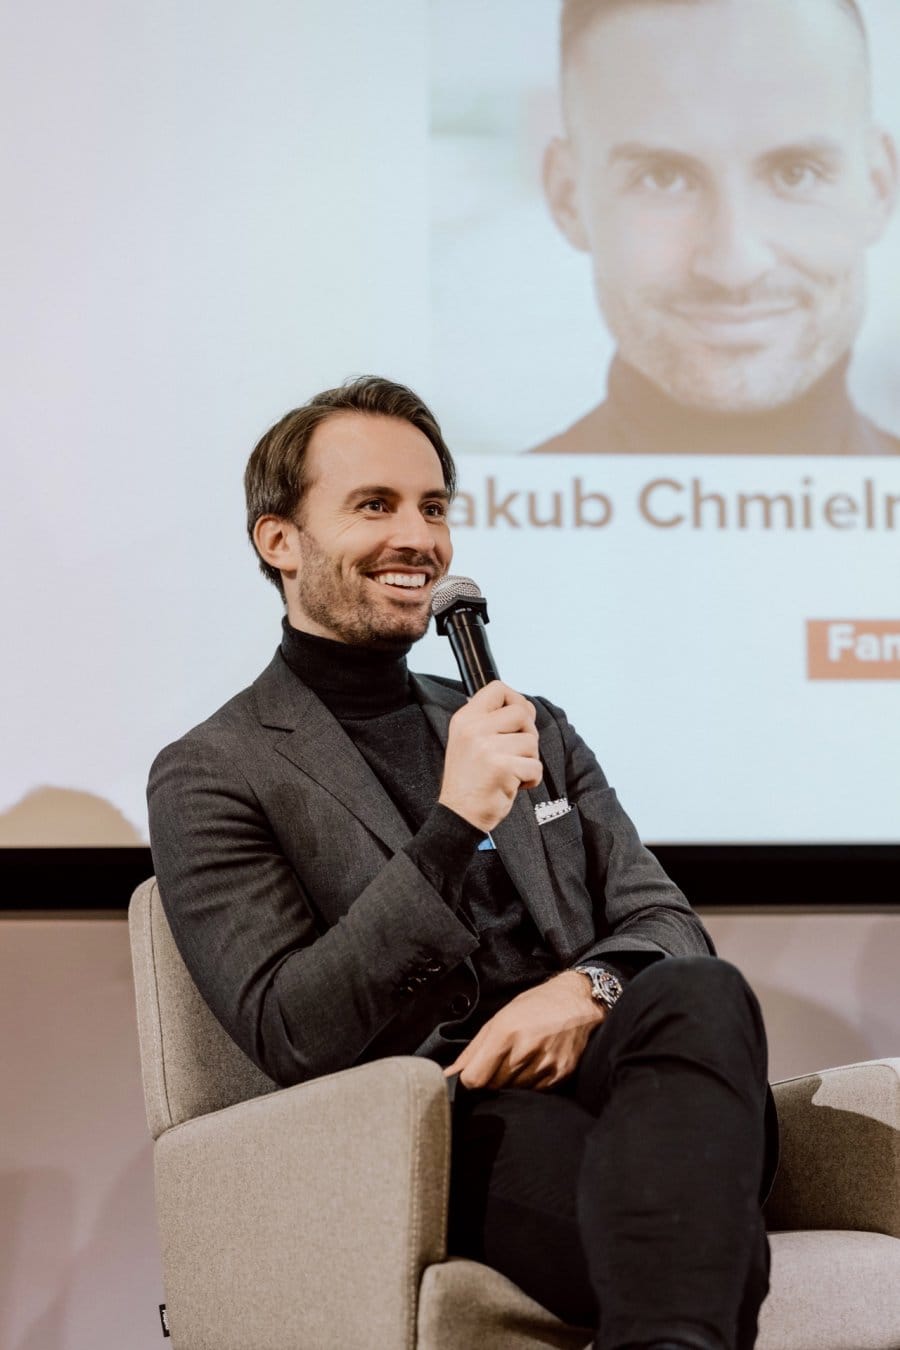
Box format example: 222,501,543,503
533,0,899,455
149,376,775,1350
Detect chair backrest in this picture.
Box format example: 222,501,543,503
128,876,277,1140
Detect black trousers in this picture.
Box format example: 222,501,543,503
447,957,777,1350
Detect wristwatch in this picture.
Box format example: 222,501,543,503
574,964,624,1011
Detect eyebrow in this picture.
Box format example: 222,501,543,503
608,142,702,171
342,484,452,506
756,138,846,169
608,137,846,173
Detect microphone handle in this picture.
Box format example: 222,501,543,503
445,607,501,695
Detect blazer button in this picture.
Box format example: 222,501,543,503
448,993,472,1018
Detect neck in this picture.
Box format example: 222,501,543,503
279,619,413,719
605,355,857,455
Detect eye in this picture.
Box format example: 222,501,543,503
423,501,448,520
769,159,832,194
359,498,389,514
633,163,694,195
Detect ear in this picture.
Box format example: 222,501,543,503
865,128,899,244
542,136,591,253
252,515,302,584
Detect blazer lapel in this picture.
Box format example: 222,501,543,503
413,674,573,958
411,672,460,750
253,652,412,855
253,656,582,960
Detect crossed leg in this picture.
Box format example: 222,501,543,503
448,957,775,1350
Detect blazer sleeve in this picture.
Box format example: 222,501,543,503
536,698,715,967
147,734,479,1087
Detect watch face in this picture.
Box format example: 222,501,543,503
577,966,623,1007
596,970,623,1007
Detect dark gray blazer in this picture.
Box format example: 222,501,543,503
148,650,713,1086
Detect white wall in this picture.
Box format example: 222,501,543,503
2,911,898,1350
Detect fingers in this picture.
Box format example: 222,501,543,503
439,681,541,832
457,1041,511,1091
444,1039,574,1091
443,984,594,1090
510,755,543,791
442,1020,511,1090
492,732,541,762
468,682,536,728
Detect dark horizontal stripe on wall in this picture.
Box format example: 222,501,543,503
0,844,898,912
1,848,154,911
651,844,899,909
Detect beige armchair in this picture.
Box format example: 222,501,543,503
128,877,900,1350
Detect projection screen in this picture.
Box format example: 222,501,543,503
1,0,898,848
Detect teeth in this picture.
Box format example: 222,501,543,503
375,572,427,588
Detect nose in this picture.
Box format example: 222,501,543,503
386,503,438,556
689,184,776,292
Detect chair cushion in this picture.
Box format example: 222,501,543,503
417,1231,900,1350
417,1259,590,1349
759,1230,900,1350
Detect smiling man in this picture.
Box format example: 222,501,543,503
149,377,776,1349
532,0,899,455
248,404,454,647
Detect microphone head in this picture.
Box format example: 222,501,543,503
431,574,483,618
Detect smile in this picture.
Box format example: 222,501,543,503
370,572,429,589
668,303,800,345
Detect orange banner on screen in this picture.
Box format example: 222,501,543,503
807,621,900,680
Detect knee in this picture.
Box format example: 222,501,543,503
641,954,749,1001
634,957,766,1054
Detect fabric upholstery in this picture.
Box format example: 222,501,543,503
417,1234,900,1350
129,877,276,1138
417,1260,590,1349
759,1231,900,1350
766,1059,900,1237
155,1055,451,1350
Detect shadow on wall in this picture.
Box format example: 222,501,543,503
750,984,874,1083
709,913,900,1081
0,788,142,845
0,1168,74,1350
10,1147,161,1350
859,920,900,1057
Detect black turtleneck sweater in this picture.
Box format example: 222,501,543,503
279,620,560,1030
531,354,900,456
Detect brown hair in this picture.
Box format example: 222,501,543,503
244,375,457,593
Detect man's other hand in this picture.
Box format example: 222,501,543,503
444,971,606,1090
439,680,542,834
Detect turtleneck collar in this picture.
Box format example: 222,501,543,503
279,618,414,719
604,353,857,455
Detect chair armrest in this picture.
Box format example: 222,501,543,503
154,1055,450,1350
764,1058,900,1238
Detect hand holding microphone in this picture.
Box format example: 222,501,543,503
432,576,542,833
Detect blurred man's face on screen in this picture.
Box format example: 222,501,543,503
544,0,897,413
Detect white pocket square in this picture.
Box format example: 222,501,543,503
534,798,571,826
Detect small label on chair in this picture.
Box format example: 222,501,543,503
159,1305,170,1338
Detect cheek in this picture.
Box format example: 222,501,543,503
765,202,871,279
589,198,699,292
438,526,453,565
336,524,386,570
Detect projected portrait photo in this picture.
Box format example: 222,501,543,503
429,0,900,456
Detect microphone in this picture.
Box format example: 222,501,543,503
431,575,500,696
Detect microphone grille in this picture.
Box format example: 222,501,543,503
431,574,482,617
